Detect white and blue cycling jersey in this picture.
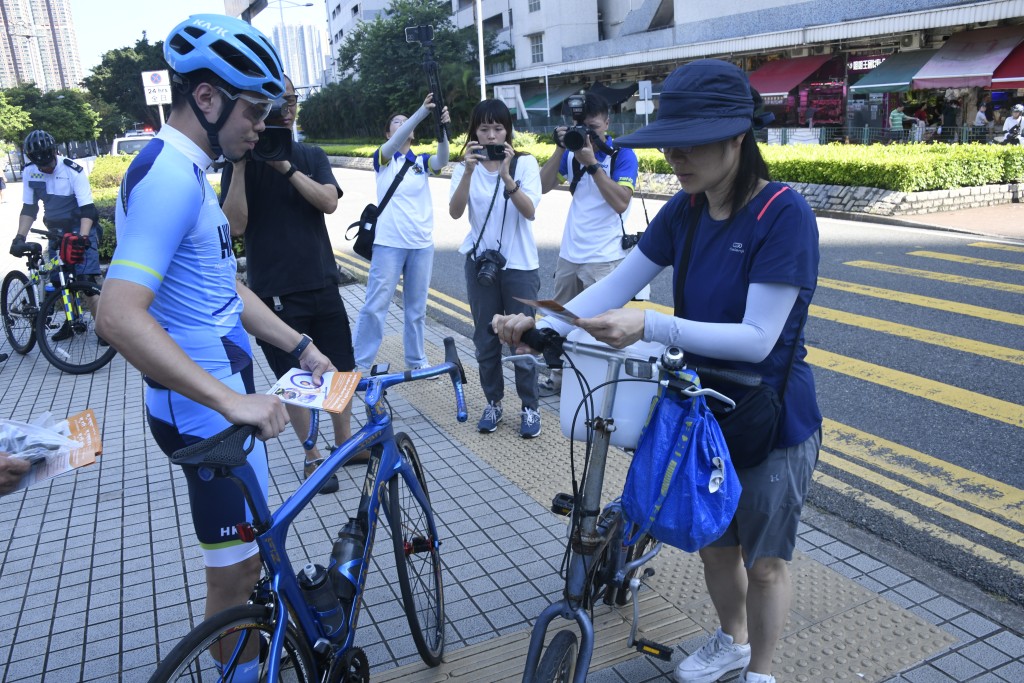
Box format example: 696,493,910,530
107,125,251,381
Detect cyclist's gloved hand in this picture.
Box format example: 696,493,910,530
9,234,25,257
60,233,89,265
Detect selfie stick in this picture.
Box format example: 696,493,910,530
405,25,450,142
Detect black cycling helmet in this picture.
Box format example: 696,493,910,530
24,130,57,167
164,14,284,159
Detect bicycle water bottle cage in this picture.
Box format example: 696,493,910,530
170,425,257,467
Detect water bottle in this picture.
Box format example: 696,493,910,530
44,282,55,293
297,563,345,640
330,518,366,604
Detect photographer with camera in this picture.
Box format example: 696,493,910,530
537,92,639,397
449,99,544,438
221,74,360,493
352,92,449,375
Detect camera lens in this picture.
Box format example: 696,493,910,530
563,127,587,151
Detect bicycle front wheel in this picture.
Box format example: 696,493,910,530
149,604,316,683
389,432,445,666
535,630,578,683
2,270,36,354
36,282,116,374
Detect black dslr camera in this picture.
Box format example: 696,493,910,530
253,101,293,162
621,231,644,250
475,249,506,287
560,94,591,152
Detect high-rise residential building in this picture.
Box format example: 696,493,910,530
324,0,389,82
271,22,329,89
0,0,83,91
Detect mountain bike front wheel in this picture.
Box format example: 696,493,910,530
2,270,36,354
388,432,445,667
148,604,316,683
36,282,116,374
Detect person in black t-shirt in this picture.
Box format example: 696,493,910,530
221,75,358,495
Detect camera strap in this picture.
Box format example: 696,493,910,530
470,154,520,259
568,148,618,195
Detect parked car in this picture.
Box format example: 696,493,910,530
110,135,154,155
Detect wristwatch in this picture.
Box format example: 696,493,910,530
283,164,298,179
290,334,312,359
584,163,601,176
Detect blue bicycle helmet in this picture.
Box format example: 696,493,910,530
23,130,57,166
164,14,284,99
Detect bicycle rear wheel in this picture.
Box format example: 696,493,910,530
36,282,116,374
2,270,36,354
149,604,316,683
388,432,445,666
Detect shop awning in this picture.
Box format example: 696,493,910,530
849,50,937,94
912,26,1024,89
589,81,637,107
523,85,584,112
747,54,833,99
992,42,1024,89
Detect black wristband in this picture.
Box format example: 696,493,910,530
290,334,312,359
585,163,600,176
284,164,298,179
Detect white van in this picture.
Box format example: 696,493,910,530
110,135,154,155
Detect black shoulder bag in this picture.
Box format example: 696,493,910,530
345,156,415,260
674,190,805,469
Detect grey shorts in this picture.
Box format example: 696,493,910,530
708,429,821,566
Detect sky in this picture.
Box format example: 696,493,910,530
70,0,326,76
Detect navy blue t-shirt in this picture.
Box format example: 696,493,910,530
638,182,822,448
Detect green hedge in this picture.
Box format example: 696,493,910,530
319,139,1024,193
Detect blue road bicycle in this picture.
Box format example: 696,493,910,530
149,338,468,683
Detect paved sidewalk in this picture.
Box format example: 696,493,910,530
0,271,1021,682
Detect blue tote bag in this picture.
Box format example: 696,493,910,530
622,369,741,552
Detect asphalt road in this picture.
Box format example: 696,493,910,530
321,165,1024,605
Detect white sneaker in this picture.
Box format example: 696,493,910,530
739,669,775,683
674,628,751,683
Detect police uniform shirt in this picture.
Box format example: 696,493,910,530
22,157,93,226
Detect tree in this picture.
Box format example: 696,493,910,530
3,84,100,143
302,0,496,138
0,91,32,146
81,38,167,132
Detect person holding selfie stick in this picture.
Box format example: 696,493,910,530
449,99,543,438
352,92,449,375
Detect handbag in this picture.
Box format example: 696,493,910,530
345,157,415,260
622,369,741,552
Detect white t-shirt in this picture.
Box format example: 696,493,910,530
975,111,989,127
1002,114,1021,135
450,155,542,271
558,146,638,264
373,149,435,250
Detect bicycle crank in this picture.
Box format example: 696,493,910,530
326,646,370,683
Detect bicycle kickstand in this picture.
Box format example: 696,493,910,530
626,568,673,661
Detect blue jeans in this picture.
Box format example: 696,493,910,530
354,244,434,370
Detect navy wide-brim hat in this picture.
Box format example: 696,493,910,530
616,59,755,149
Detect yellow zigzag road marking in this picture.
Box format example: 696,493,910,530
843,261,1024,295
808,347,1024,429
818,278,1024,326
908,250,1024,272
811,306,1024,365
814,472,1024,576
968,241,1024,254
823,420,1024,528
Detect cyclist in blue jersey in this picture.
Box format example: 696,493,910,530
95,16,335,665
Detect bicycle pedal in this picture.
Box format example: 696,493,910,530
551,492,574,516
634,638,673,661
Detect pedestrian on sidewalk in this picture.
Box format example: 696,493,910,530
537,91,638,397
449,99,544,438
492,59,822,683
352,92,450,376
221,73,360,490
96,16,336,677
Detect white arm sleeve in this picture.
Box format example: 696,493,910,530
379,105,431,161
538,247,665,335
643,282,800,362
429,135,450,172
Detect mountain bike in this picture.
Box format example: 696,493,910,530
508,328,739,683
149,338,468,683
1,228,116,374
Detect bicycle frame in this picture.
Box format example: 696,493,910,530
186,358,467,680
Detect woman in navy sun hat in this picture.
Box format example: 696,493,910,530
492,59,822,683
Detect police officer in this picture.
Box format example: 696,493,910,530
10,130,101,334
